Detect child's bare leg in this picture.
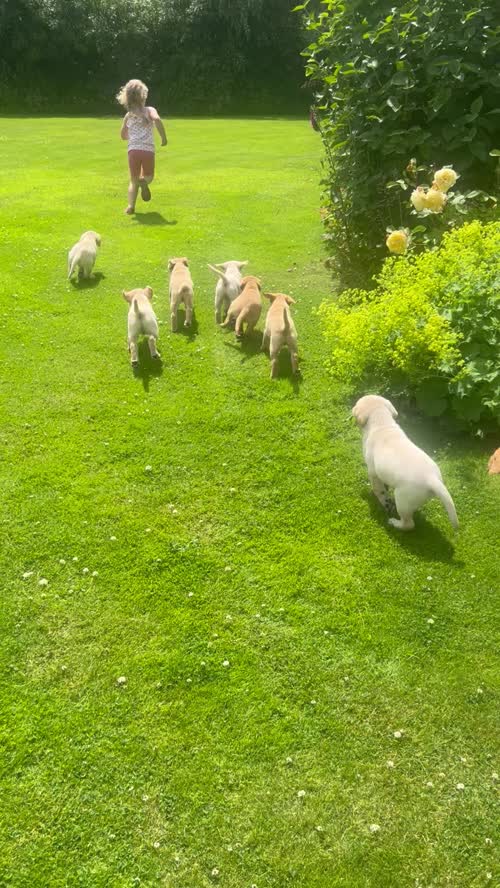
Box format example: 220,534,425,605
126,178,140,214
139,173,154,203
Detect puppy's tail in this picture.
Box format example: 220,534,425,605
208,264,228,283
429,477,458,529
133,298,142,317
283,305,290,332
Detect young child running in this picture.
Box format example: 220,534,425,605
116,79,167,215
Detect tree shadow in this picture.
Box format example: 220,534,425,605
133,212,177,226
223,328,264,363
131,340,164,392
70,271,105,290
174,309,199,341
362,491,459,564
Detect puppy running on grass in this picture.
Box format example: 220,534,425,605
168,258,194,332
221,274,262,339
352,394,458,531
67,231,101,280
208,260,248,324
262,292,299,378
123,286,160,367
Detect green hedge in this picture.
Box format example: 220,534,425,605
0,0,306,114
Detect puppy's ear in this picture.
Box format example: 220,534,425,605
95,234,102,246
285,295,296,305
264,292,275,301
122,290,132,303
382,397,398,418
182,258,189,267
255,277,262,291
352,399,369,427
238,261,248,269
168,259,175,271
145,286,153,301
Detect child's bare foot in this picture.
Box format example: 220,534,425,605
140,180,151,202
125,206,135,215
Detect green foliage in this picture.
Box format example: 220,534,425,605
319,221,500,431
0,0,305,113
302,0,500,285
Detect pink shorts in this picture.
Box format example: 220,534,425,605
128,150,155,179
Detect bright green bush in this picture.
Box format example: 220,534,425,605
319,220,500,430
301,0,500,285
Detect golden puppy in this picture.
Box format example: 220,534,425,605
262,292,299,378
122,286,160,366
168,257,194,332
68,230,101,280
352,394,458,531
221,274,262,338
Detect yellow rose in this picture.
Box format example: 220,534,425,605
433,167,458,193
411,187,427,212
426,187,447,213
386,230,408,254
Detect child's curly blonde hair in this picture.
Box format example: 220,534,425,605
116,79,148,111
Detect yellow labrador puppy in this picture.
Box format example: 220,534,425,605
68,230,101,280
262,292,299,378
352,394,458,531
168,257,194,332
122,286,160,366
221,274,262,339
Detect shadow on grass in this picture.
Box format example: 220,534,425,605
174,310,199,341
133,212,177,226
223,328,264,363
132,340,164,392
363,492,459,564
70,271,105,290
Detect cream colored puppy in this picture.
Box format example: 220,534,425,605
221,274,262,338
262,292,299,378
352,394,458,531
68,231,101,280
208,260,248,324
168,257,194,332
122,286,160,366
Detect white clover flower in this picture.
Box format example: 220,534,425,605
297,789,306,798
59,559,66,566
82,568,89,575
22,571,34,579
433,167,458,193
153,841,160,849
224,566,232,572
426,781,434,788
369,824,380,834
427,618,435,625
145,465,152,472
211,868,219,878
92,571,98,577
411,187,427,212
286,756,293,765
393,730,403,739
386,229,408,254
387,760,395,768
426,186,447,213
222,660,230,667
110,536,117,541
38,578,49,587
117,676,127,685
456,782,465,791
485,838,493,845
72,556,79,562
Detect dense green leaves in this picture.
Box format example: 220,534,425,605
0,0,305,113
301,0,500,285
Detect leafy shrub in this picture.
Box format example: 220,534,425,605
319,221,500,431
300,0,500,285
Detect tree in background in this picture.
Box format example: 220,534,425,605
0,0,305,114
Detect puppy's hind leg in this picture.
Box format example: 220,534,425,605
389,487,416,531
148,335,160,359
369,473,394,513
184,293,193,327
129,337,139,366
170,299,178,333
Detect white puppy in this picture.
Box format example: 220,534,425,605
68,231,101,280
208,261,248,324
122,286,160,366
352,394,458,531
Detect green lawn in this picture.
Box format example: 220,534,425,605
0,118,498,888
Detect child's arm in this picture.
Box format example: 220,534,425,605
120,114,129,141
148,107,168,146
